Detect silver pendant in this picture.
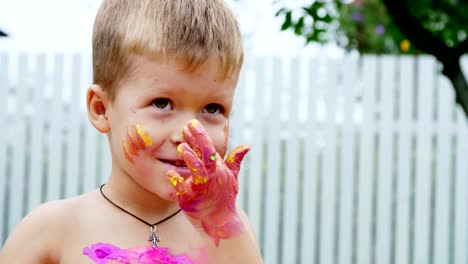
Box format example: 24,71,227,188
148,225,160,248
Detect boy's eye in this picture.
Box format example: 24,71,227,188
151,98,172,110
203,103,223,114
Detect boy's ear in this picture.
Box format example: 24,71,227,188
87,84,110,133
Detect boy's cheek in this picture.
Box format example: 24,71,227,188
221,122,229,158
121,124,154,164
212,123,230,158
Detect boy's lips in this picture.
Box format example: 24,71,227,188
160,159,186,167
159,159,191,178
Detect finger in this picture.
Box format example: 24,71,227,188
186,120,218,173
187,119,213,147
186,119,216,155
167,170,192,197
181,122,202,158
177,143,208,186
225,145,250,179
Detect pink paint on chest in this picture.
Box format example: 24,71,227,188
83,243,197,264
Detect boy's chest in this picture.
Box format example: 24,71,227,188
58,219,204,263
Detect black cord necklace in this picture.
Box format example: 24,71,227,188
99,184,181,248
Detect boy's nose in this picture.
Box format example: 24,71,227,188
169,128,184,145
169,119,190,145
169,116,197,145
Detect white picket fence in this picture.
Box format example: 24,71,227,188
0,52,467,264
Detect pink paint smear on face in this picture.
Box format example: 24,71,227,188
83,243,196,264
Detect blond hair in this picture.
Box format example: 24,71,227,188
92,0,243,101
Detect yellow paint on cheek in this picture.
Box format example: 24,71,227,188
122,140,134,163
136,124,152,147
123,140,129,155
129,126,143,149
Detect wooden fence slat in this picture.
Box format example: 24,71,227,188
338,55,357,264
64,54,82,198
8,53,28,233
395,56,414,264
413,56,435,264
231,57,248,209
46,54,64,201
357,55,377,264
82,61,98,193
263,57,282,264
282,57,301,264
376,56,395,264
247,58,266,240
454,118,468,264
99,135,111,184
82,114,98,192
320,58,338,264
433,71,453,264
300,58,318,264
454,66,468,264
27,54,46,211
0,53,9,243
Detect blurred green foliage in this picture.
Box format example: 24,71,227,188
275,0,468,118
275,0,468,54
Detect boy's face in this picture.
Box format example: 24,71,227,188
106,54,238,200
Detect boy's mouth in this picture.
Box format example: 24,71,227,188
160,159,191,178
159,159,187,168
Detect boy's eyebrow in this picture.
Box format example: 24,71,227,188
139,85,234,104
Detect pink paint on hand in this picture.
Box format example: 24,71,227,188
166,119,250,246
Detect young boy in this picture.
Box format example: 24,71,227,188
0,0,263,263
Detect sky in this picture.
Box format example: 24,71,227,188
0,0,339,56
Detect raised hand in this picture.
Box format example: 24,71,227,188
166,120,250,246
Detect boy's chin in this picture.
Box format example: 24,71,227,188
156,182,180,201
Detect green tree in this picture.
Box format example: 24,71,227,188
276,0,468,118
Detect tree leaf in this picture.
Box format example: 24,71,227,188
281,11,292,31
295,17,305,35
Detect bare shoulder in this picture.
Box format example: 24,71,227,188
0,192,96,264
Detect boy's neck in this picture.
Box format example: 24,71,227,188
104,174,179,220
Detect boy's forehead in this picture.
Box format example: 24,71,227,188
128,53,240,81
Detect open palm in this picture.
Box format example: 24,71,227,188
167,120,249,246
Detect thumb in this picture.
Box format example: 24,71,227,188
167,170,191,197
224,145,250,179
